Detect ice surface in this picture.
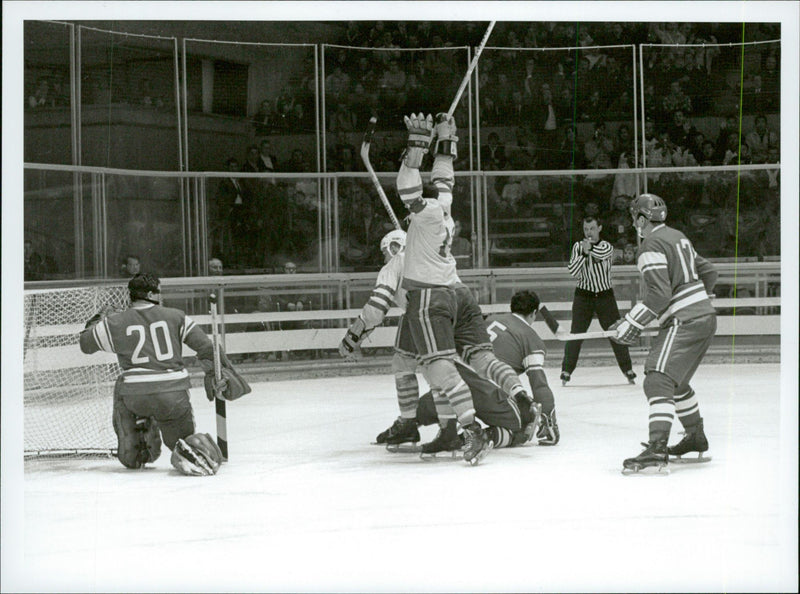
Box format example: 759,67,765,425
7,363,798,593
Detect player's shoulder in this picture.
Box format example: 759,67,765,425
491,312,532,337
146,303,187,323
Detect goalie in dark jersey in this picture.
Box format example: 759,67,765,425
79,273,250,476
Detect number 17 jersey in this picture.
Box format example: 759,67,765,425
637,224,717,326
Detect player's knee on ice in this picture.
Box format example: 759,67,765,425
113,407,162,469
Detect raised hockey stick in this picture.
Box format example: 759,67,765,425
209,292,228,460
360,117,402,231
538,305,656,341
446,21,496,118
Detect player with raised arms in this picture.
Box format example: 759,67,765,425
395,111,536,464
610,194,718,474
79,273,249,476
394,112,491,465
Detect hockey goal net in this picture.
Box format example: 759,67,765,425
24,284,130,457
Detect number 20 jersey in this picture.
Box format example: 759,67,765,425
637,224,717,326
80,302,213,395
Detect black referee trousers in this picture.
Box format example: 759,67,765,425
561,287,633,375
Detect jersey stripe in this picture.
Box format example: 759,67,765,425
366,297,390,313
655,320,679,372
121,369,189,383
92,319,114,352
522,352,545,370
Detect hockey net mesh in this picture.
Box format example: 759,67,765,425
24,285,130,457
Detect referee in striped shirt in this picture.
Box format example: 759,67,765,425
560,215,636,386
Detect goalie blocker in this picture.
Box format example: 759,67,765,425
201,350,252,402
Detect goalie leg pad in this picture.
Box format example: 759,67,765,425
170,433,223,476
113,385,162,468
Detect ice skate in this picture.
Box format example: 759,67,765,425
462,422,493,466
375,416,420,452
622,439,669,475
522,401,543,443
420,419,463,460
668,419,711,464
560,371,571,386
536,409,560,446
625,370,637,385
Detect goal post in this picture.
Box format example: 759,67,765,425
24,284,129,457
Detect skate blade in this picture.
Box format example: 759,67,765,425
669,453,712,464
385,443,421,454
419,449,463,461
465,440,494,466
621,463,670,476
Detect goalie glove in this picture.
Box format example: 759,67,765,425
339,316,371,359
433,113,458,158
402,112,433,169
610,303,656,345
170,433,223,476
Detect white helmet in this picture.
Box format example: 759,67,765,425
380,229,406,257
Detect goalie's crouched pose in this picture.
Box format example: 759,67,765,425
79,273,250,476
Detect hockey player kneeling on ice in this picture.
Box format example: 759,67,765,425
415,365,540,451
80,273,248,474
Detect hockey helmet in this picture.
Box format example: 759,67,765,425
630,193,667,223
380,229,407,257
128,273,161,303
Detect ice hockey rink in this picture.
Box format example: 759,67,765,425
5,361,797,593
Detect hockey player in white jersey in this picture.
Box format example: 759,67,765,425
338,230,425,448
394,112,492,465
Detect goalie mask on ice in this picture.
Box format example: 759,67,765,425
170,433,224,476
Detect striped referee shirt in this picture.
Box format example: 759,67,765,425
567,239,615,292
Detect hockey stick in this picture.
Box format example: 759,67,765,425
360,117,402,230
209,292,228,461
445,21,496,118
538,305,657,341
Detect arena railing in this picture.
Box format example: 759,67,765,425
23,160,781,279
23,260,781,366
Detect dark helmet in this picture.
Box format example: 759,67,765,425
128,273,161,302
630,193,667,223
510,289,541,317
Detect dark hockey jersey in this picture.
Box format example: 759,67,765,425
80,302,214,395
484,312,547,375
636,224,718,326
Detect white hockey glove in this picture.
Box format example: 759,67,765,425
402,112,433,169
610,303,656,345
339,317,371,359
433,113,458,158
